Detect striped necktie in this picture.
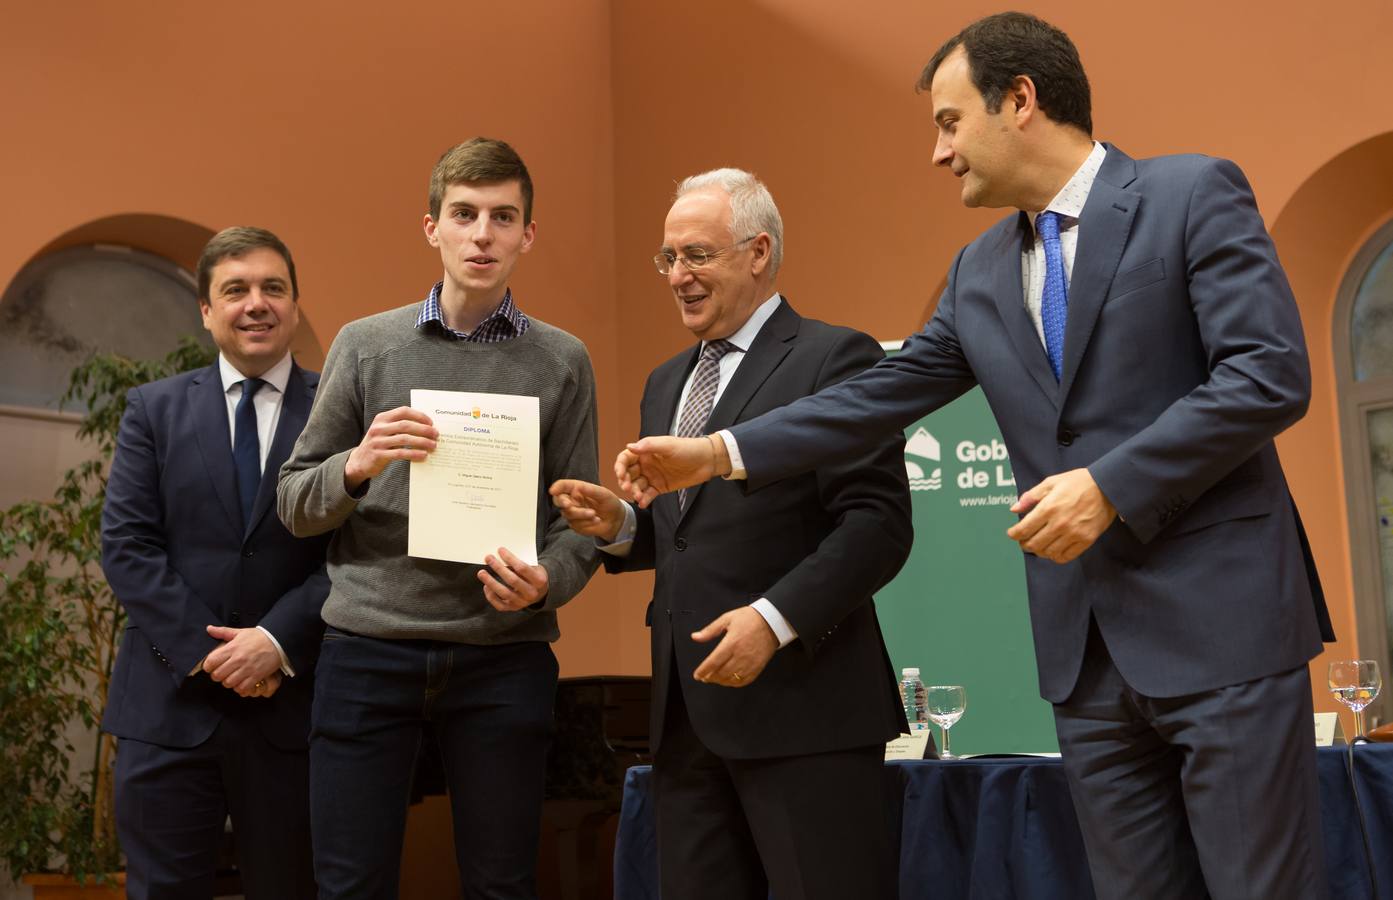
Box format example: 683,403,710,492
674,339,736,509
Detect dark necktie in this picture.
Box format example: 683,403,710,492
674,339,736,510
233,378,265,526
1037,210,1069,382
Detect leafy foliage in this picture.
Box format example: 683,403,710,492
0,337,214,879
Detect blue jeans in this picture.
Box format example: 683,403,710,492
309,628,558,899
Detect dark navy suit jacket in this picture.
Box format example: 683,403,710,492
607,299,913,759
732,148,1334,704
101,361,331,749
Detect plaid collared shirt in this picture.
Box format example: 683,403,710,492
415,282,530,342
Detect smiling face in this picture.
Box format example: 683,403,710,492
661,188,769,341
424,179,535,306
199,247,300,378
930,46,1024,209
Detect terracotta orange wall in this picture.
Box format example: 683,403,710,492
0,0,629,675
6,0,1393,711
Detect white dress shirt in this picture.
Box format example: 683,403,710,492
602,295,798,646
1021,141,1106,346
217,351,296,676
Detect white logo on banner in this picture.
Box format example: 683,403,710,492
904,427,942,491
904,428,1018,503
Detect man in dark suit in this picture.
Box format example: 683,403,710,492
101,226,330,899
615,15,1335,900
550,169,912,900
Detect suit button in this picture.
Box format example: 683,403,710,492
242,549,254,558
675,538,688,551
1057,427,1075,446
230,612,242,625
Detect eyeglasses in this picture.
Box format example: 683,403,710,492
653,235,757,275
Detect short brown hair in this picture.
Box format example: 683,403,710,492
918,12,1092,136
196,226,299,300
428,138,534,224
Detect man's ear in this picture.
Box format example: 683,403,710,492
423,213,440,247
749,233,772,277
1007,75,1037,123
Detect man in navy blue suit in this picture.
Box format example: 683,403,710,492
102,226,330,899
615,13,1335,900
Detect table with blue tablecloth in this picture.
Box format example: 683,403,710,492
614,745,1393,899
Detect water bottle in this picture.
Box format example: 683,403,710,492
900,667,928,733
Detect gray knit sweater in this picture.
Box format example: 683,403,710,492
276,303,600,644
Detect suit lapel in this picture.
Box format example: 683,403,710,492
1059,146,1139,401
988,216,1059,406
189,365,243,531
704,299,796,432
245,363,313,538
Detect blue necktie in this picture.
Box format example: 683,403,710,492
233,378,265,526
1037,211,1068,381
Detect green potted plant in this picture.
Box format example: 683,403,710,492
0,338,215,897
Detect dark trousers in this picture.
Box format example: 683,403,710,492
1053,619,1327,900
309,629,558,900
114,717,314,900
652,674,897,900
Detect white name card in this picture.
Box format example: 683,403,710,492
885,730,934,761
1314,712,1346,747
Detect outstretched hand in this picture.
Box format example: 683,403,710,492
615,435,726,508
549,479,626,542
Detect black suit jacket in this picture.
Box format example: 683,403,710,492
607,299,912,759
101,361,331,750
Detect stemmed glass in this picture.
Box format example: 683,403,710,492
926,685,967,760
1328,659,1382,742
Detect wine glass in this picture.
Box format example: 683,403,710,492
1328,659,1382,742
926,685,967,760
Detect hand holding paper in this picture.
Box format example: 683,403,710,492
345,406,438,492
479,547,550,611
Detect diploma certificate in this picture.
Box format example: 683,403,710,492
408,389,540,565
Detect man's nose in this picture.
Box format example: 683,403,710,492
932,133,953,168
667,261,693,288
471,217,494,244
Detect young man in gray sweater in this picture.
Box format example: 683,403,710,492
277,138,600,899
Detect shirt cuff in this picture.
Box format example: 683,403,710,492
256,625,296,677
750,598,796,648
717,430,746,480
597,501,638,557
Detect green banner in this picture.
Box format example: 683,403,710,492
877,343,1058,754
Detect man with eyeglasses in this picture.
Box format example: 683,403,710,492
550,168,912,900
